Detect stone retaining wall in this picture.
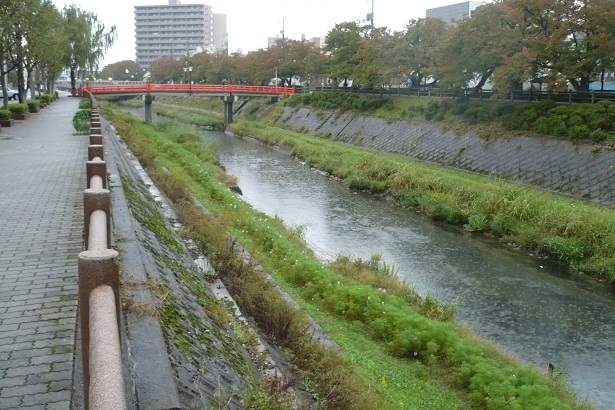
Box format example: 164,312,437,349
253,105,615,205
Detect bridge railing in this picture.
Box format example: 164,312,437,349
78,92,128,410
84,83,295,96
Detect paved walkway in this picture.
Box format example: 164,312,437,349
0,97,87,409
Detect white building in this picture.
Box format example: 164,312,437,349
134,1,227,68
212,13,228,53
426,1,487,24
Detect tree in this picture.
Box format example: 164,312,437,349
269,39,325,86
325,21,367,87
149,56,183,83
0,0,22,106
386,18,449,88
63,5,116,95
99,60,141,81
504,0,615,91
436,4,526,92
31,1,66,94
1,0,39,103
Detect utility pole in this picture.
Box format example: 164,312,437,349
366,0,374,26
371,0,374,26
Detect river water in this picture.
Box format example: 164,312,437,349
123,107,614,408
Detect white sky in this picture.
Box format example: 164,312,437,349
51,0,472,69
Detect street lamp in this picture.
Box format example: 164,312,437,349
183,66,193,94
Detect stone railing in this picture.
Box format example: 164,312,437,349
78,94,127,409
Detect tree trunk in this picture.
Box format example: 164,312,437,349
473,69,494,90
70,66,77,96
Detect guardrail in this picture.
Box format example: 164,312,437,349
78,93,127,410
84,83,295,96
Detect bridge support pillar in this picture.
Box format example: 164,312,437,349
144,93,154,124
222,94,236,126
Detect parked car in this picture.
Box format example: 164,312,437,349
1,88,19,100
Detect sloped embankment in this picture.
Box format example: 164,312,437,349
106,123,258,408
238,104,615,205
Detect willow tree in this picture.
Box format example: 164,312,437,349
30,1,66,94
11,0,67,100
63,5,116,95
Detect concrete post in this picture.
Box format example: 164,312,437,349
86,159,107,189
144,93,153,124
90,134,103,145
88,145,104,161
83,188,111,249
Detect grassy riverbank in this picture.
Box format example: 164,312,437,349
102,103,591,409
147,95,615,284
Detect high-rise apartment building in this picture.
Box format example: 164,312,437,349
426,1,486,24
212,13,228,53
134,1,227,68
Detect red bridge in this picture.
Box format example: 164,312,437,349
82,82,295,125
83,83,295,97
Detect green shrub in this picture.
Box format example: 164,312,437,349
492,102,515,117
78,98,91,109
72,109,90,132
463,106,490,124
589,129,608,142
27,100,40,109
568,124,590,141
534,115,568,137
40,94,51,103
424,100,445,121
0,109,10,120
8,104,28,115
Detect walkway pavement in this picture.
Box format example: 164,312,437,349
0,96,87,409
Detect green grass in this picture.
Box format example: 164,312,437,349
101,104,592,409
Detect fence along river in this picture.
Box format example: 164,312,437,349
123,107,615,409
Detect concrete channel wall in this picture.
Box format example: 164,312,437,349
256,106,615,205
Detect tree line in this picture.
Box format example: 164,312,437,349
137,0,614,95
0,0,116,106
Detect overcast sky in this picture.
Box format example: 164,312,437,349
51,0,478,68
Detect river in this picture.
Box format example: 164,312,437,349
124,107,614,408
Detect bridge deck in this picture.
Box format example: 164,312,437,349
84,83,295,96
